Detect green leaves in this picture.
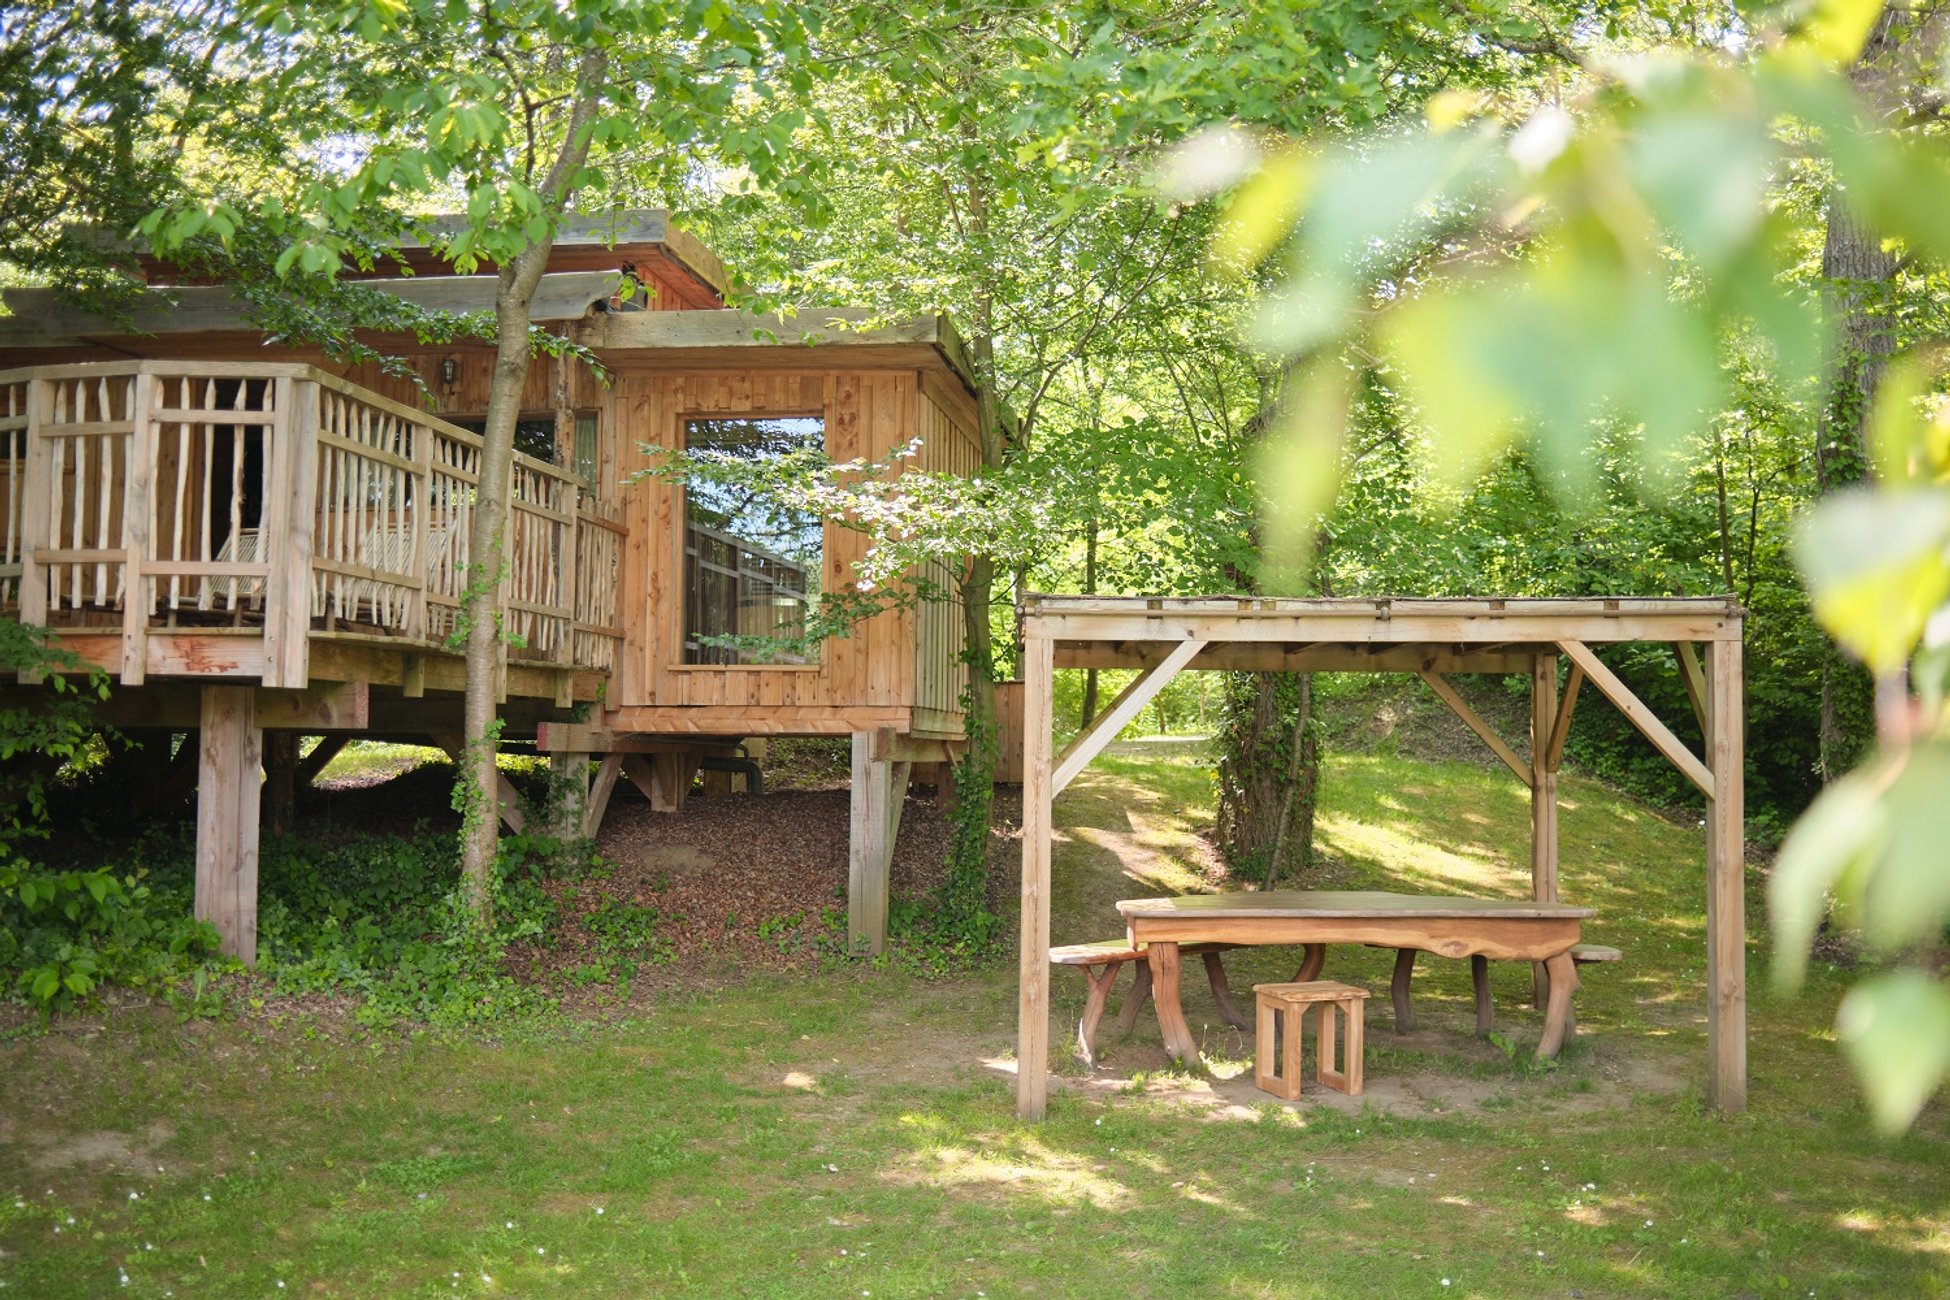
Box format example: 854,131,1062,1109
1838,971,1950,1134
1794,488,1950,677
1771,743,1950,1130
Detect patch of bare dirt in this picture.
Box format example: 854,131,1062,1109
16,1120,175,1176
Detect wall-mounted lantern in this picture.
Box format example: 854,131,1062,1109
438,356,460,388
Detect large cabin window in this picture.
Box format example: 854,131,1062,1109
681,415,823,665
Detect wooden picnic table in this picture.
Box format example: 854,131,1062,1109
1116,890,1597,1063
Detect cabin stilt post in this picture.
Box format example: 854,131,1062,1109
195,686,262,966
263,732,299,837
847,732,910,956
1016,632,1055,1119
583,754,624,839
1705,638,1747,1113
547,752,592,840
1530,652,1559,1007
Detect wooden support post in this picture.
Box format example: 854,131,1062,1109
263,732,298,838
1706,638,1747,1113
1558,639,1714,798
1017,632,1055,1120
120,372,154,685
622,752,696,813
547,752,591,840
195,686,262,965
1531,653,1559,1007
847,731,910,956
583,753,624,839
1675,641,1708,735
294,735,347,788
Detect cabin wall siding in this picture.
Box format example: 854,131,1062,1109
610,367,928,715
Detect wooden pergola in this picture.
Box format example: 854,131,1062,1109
1014,595,1747,1119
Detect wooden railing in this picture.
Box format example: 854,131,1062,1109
0,361,622,686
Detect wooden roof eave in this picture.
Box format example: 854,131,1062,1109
578,308,981,394
0,272,625,344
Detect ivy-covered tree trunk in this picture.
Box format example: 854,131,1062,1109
1214,671,1318,886
1213,369,1322,884
1812,17,1904,782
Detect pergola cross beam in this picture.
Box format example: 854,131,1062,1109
1417,669,1533,786
1051,638,1205,796
1546,663,1585,772
1557,639,1714,799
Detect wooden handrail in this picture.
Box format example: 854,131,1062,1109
1,360,622,679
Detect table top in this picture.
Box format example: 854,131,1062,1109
1115,890,1595,921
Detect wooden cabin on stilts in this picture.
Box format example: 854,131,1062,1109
0,213,978,963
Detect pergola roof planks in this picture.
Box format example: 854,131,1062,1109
1013,594,1747,1119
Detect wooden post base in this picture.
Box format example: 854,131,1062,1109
847,732,911,956
195,686,263,966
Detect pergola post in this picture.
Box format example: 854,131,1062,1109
195,686,262,966
1016,631,1055,1120
1705,638,1747,1113
1530,652,1559,1006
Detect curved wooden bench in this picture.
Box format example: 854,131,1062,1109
1052,939,1247,1066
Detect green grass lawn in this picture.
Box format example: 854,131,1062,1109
3,748,1946,1297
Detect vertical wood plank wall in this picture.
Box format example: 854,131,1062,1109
913,379,978,720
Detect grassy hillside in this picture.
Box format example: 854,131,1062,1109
1,748,1945,1297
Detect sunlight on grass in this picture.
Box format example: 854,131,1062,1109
1317,812,1519,893
898,1135,1135,1210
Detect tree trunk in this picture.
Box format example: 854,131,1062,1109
455,51,606,925
1213,368,1323,881
1813,24,1905,783
1079,516,1099,728
1215,671,1318,886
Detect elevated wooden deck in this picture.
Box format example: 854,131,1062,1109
0,360,619,701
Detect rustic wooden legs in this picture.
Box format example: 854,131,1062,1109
1114,959,1153,1035
1291,942,1326,982
1391,947,1416,1031
1076,964,1120,1067
1471,954,1494,1034
1202,951,1252,1030
1537,950,1579,1058
1147,940,1200,1062
195,686,262,966
848,732,911,956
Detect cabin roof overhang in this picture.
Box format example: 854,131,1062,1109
578,308,977,393
75,210,729,306
0,289,981,395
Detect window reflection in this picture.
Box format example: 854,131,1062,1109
682,416,823,664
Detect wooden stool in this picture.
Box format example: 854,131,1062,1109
1254,981,1370,1101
